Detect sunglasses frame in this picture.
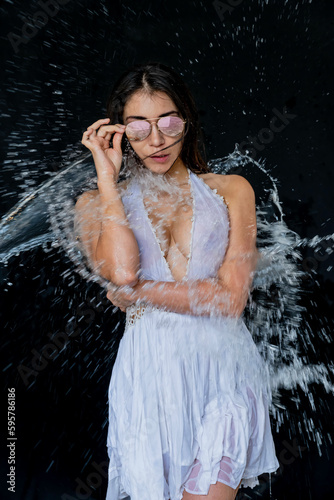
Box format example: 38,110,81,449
125,116,187,142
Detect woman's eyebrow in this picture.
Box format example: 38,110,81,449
125,110,179,121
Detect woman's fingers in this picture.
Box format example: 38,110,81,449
83,122,125,145
96,125,125,143
112,128,124,155
106,291,126,311
106,287,136,311
81,120,126,176
81,128,94,144
86,120,125,136
82,122,125,151
87,117,110,130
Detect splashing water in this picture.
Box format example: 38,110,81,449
1,145,334,459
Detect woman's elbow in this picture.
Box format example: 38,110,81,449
112,272,138,287
93,251,139,287
221,296,246,318
99,266,138,287
230,296,247,318
218,284,249,318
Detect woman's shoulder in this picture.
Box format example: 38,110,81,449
197,172,254,201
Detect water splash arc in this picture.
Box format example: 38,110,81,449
0,145,333,455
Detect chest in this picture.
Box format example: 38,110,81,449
122,174,230,281
143,191,193,262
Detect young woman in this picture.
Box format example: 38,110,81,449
76,62,279,500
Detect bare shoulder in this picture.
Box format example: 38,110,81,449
198,173,255,204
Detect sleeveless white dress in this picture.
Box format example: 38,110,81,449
105,170,279,500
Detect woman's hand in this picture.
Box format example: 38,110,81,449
106,285,139,312
81,118,126,182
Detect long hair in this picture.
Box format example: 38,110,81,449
105,62,210,174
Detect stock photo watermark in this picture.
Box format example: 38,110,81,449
6,388,17,493
213,0,244,21
301,235,334,281
60,435,307,499
237,437,307,499
238,106,297,160
61,459,109,500
7,0,72,54
17,290,110,387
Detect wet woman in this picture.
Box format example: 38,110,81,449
76,62,279,500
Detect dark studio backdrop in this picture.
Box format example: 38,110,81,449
0,1,334,499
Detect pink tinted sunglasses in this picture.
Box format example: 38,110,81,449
125,116,186,142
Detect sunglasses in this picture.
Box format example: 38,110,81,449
125,116,186,142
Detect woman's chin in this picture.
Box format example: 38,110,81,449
143,159,174,174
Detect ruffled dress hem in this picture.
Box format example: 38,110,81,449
106,464,280,500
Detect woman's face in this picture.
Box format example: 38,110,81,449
123,90,185,174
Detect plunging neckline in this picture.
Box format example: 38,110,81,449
139,169,195,282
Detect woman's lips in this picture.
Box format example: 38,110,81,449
149,154,170,163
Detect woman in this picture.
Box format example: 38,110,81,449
76,62,279,500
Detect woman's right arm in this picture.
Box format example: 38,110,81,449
75,118,140,286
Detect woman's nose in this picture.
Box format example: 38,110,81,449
149,122,165,146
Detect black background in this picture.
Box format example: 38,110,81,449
1,1,334,499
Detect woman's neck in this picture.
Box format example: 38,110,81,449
164,157,189,185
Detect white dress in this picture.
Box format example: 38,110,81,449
105,170,279,500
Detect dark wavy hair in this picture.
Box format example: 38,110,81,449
105,62,209,174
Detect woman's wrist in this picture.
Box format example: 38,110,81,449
92,148,120,184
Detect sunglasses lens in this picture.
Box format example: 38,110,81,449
126,120,151,141
125,116,185,141
158,116,185,136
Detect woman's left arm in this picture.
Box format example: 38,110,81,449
107,175,258,318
